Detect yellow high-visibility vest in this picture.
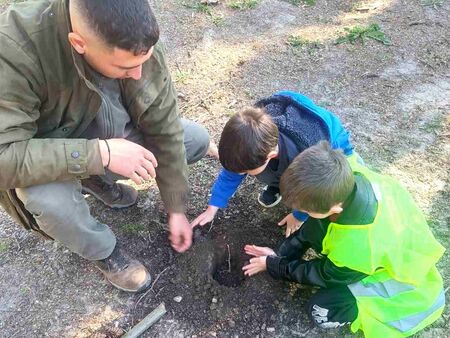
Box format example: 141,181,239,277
322,157,445,337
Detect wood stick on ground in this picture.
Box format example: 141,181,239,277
226,244,231,273
123,303,166,338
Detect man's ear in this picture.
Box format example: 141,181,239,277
330,203,343,215
68,32,86,54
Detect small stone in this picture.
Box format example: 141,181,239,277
212,297,218,303
228,319,236,328
261,323,266,330
173,296,183,303
267,327,275,332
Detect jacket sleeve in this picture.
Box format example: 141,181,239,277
0,35,104,190
208,168,246,208
266,256,367,288
135,45,188,213
292,210,309,222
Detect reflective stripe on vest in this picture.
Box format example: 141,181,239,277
348,279,415,298
387,289,445,333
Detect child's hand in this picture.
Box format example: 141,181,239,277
278,213,304,238
242,256,267,276
244,244,275,257
191,205,219,228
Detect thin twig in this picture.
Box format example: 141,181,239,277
208,219,215,233
151,266,171,291
226,244,231,273
134,266,171,311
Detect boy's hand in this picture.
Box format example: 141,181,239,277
278,213,304,238
242,256,267,276
191,205,219,228
244,244,275,257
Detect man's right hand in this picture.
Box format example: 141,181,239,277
191,205,219,227
99,139,158,185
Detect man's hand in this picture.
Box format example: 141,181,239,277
191,205,219,228
242,256,267,276
168,213,192,253
278,213,304,238
99,139,158,185
244,244,275,257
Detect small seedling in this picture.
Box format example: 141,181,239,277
335,24,391,45
229,0,260,10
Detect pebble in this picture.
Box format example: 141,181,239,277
267,327,275,332
212,297,218,303
173,296,183,303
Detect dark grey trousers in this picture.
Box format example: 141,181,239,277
15,118,209,260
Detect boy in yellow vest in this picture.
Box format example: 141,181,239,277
243,141,445,337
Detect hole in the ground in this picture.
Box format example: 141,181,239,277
212,244,245,288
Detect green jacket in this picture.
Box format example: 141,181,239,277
0,0,189,234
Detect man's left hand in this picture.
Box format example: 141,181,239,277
168,213,192,253
242,256,267,276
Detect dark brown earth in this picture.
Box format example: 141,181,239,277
0,0,449,337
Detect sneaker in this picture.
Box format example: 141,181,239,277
258,186,282,208
82,176,138,209
94,246,151,293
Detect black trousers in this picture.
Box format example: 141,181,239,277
306,285,358,328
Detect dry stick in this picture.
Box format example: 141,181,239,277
123,303,167,338
135,266,171,311
208,218,215,233
226,244,231,273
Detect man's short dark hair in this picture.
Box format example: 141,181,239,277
218,107,279,172
75,0,160,55
280,141,355,213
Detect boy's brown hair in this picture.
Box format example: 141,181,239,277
280,141,355,213
219,107,279,172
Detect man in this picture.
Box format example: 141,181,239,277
0,0,215,293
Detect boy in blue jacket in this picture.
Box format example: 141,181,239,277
191,91,354,236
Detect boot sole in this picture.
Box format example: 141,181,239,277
81,187,137,209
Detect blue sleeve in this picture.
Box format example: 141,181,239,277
208,168,246,208
292,210,309,222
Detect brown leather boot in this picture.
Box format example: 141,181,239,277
82,175,138,209
95,246,151,293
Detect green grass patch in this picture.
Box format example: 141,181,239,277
0,241,9,252
420,0,444,7
287,35,320,48
121,223,146,234
285,0,316,6
229,0,260,10
335,24,391,46
174,69,191,84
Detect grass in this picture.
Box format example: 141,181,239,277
287,35,321,48
335,24,391,46
121,223,146,234
420,0,444,7
174,69,191,84
228,0,260,10
285,0,316,6
0,240,9,252
181,1,212,14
